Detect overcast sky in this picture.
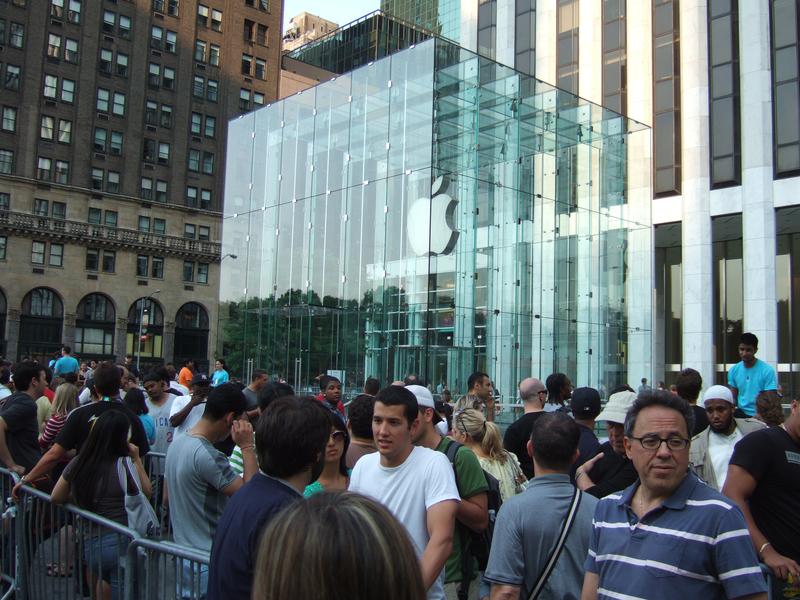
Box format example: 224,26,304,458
282,0,380,33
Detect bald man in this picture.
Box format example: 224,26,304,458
503,378,547,479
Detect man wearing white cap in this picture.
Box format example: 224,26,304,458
575,390,639,498
688,385,764,491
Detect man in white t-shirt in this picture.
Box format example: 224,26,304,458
169,373,211,437
349,385,459,600
689,385,765,490
143,371,177,458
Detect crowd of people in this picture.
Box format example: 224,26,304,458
0,331,797,599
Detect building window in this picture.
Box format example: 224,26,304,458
42,116,56,140
254,92,265,106
190,112,202,135
653,0,681,196
239,88,251,111
5,65,21,91
145,100,158,126
184,223,196,239
116,52,128,77
102,10,115,33
88,208,102,224
255,58,266,80
156,180,168,203
86,248,99,271
137,255,149,278
148,63,161,88
165,31,177,54
202,151,214,174
708,0,740,186
477,0,497,60
65,39,79,63
195,40,207,62
198,225,210,241
54,160,69,184
197,4,209,27
97,88,110,112
104,210,117,228
209,44,220,66
197,263,209,283
207,79,218,102
99,49,113,74
163,67,175,90
56,119,71,144
94,128,107,152
31,241,46,264
186,186,198,207
193,76,205,98
112,92,125,116
102,250,115,272
158,142,170,165
151,256,164,278
34,199,49,216
52,201,66,220
153,218,166,234
183,261,194,282
52,0,65,18
9,23,24,49
241,54,253,76
49,243,64,267
770,0,800,176
602,0,626,115
37,157,52,180
1,106,16,133
151,26,163,49
107,171,120,193
257,24,268,46
161,104,173,128
91,168,104,190
44,75,58,99
0,235,5,260
244,19,255,41
515,0,535,75
48,34,62,59
201,189,212,209
119,15,131,38
138,216,151,232
110,131,123,155
211,9,222,31
204,115,216,138
188,149,200,172
0,150,13,174
61,79,75,103
0,193,8,211
141,177,153,200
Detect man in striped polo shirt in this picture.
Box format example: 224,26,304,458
581,390,767,600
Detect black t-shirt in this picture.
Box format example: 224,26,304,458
55,401,151,455
729,426,800,562
571,424,601,479
207,473,300,600
585,441,639,498
690,404,709,436
0,392,42,471
503,412,547,479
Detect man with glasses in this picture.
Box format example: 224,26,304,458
503,378,548,479
581,390,767,600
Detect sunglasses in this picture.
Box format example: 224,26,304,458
330,430,346,442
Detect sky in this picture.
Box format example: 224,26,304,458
282,0,380,33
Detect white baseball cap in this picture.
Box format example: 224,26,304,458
702,385,734,407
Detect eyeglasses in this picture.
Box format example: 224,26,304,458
330,430,346,442
629,434,690,451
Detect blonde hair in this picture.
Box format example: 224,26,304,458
454,408,507,463
253,491,425,600
52,383,78,416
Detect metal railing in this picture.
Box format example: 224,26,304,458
1,467,209,600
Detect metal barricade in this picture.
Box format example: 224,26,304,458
0,467,19,600
143,452,170,535
129,538,210,600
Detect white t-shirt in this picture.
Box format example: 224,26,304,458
708,427,743,490
349,446,459,600
171,381,190,396
436,420,449,436
145,395,176,456
168,394,205,438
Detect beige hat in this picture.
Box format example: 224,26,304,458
596,390,637,424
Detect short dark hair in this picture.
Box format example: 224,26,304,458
740,332,758,348
62,346,71,354
467,372,489,390
251,369,268,382
183,358,195,366
403,374,421,386
0,367,10,386
348,394,376,439
123,388,148,416
545,373,568,399
624,390,694,438
203,383,247,420
257,381,295,411
93,362,122,397
256,396,330,478
609,384,634,395
374,385,418,427
216,358,227,369
530,413,580,471
363,377,380,396
63,372,78,385
142,371,166,385
12,361,44,391
675,368,702,402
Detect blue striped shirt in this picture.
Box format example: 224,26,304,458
585,471,766,600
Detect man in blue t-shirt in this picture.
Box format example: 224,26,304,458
727,332,777,417
53,346,80,377
206,396,331,600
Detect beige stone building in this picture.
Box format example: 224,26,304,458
282,12,338,52
0,0,281,371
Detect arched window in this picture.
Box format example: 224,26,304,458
126,298,164,365
174,303,209,372
75,294,116,359
19,288,64,360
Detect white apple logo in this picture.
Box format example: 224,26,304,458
406,176,459,256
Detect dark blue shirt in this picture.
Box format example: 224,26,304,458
207,472,301,600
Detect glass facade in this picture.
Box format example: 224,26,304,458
770,0,800,176
653,0,681,196
220,38,651,400
776,206,800,398
381,0,462,42
655,222,682,384
712,213,743,383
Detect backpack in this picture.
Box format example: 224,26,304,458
444,439,502,573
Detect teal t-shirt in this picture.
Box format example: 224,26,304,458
727,359,777,416
303,469,352,497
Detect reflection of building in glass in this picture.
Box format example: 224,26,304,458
221,37,651,398
380,0,462,42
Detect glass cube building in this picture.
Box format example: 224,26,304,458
220,37,651,399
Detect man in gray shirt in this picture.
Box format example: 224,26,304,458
485,413,597,600
242,369,268,417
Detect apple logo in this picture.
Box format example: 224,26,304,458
406,175,459,256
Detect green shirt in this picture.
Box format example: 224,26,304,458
435,436,489,583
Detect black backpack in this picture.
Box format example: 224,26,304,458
444,439,503,573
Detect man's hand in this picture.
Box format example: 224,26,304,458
762,545,800,580
190,394,205,407
9,464,25,476
575,452,604,491
231,419,253,447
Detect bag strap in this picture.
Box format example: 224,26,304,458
117,456,143,496
527,487,582,600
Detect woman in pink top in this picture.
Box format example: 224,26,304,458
39,382,78,453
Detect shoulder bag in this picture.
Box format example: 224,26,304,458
117,456,160,538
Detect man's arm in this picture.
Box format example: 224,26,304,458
457,491,488,532
230,419,257,483
490,584,520,600
169,396,202,427
420,499,457,591
723,465,800,580
0,418,22,475
12,443,67,500
580,572,599,600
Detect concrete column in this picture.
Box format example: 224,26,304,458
739,2,777,366
679,0,715,387
496,0,515,67
460,0,478,53
578,0,602,104
62,313,76,350
535,0,557,85
115,317,129,362
163,321,175,365
6,309,20,362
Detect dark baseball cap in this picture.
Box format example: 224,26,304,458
191,373,210,386
571,387,601,419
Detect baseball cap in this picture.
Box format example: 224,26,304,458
571,387,601,419
702,385,734,407
595,390,637,425
406,385,442,424
191,373,210,386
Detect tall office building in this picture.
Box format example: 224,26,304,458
381,0,800,394
0,0,280,370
